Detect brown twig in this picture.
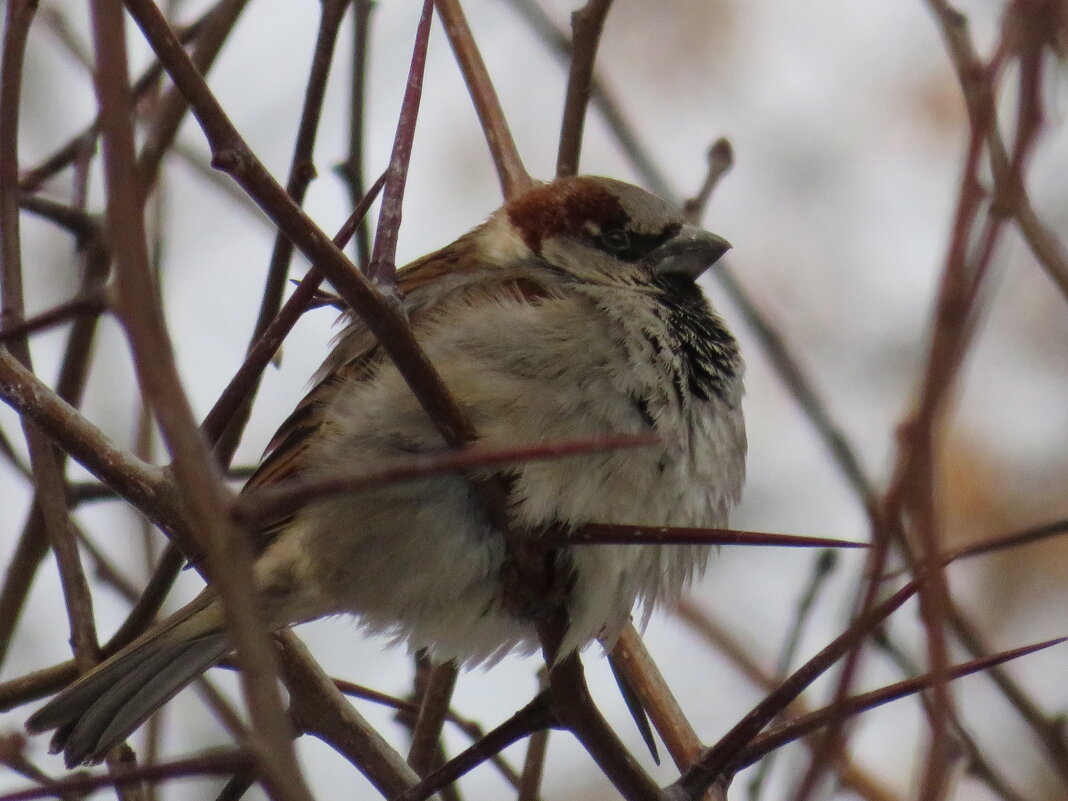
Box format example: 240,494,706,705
16,193,99,240
506,0,670,198
517,670,550,801
201,172,386,449
872,627,1032,801
336,0,376,271
137,0,252,186
0,751,254,801
433,0,533,198
91,2,309,798
610,625,700,769
16,1,223,194
672,568,935,799
747,549,839,799
732,637,1067,775
212,0,352,465
559,524,866,548
0,284,109,343
278,633,419,797
0,350,185,545
927,0,1068,307
394,693,556,801
556,0,614,177
675,599,899,801
407,660,458,776
1,0,104,683
682,139,734,224
233,432,659,525
368,0,435,285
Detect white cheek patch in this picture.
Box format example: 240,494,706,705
478,214,535,264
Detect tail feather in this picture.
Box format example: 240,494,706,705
64,633,229,766
27,640,165,736
27,606,230,768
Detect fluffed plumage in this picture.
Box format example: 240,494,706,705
27,175,745,766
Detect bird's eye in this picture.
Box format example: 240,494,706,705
600,229,631,252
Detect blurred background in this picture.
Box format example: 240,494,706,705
3,0,1068,799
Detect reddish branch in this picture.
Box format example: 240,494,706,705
556,0,614,177
433,0,533,198
91,2,309,799
368,0,435,285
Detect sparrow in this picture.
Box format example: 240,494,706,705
27,175,746,766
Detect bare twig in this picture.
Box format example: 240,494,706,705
682,139,734,224
433,0,533,198
91,3,309,798
610,625,700,769
213,0,352,464
407,661,458,776
368,0,435,285
507,0,670,198
336,0,376,270
279,633,419,797
394,694,555,801
559,524,866,548
201,172,386,448
233,432,659,525
0,284,109,343
733,638,1067,774
556,0,614,177
673,570,933,799
675,599,899,801
0,751,253,801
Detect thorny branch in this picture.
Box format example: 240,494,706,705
2,2,1067,801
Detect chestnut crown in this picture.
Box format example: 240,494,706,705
501,176,730,284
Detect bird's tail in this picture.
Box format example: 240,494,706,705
26,600,229,768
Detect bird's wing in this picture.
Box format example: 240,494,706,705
241,237,538,548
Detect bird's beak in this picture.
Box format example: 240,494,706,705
651,225,731,279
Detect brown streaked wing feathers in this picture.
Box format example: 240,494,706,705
241,236,555,549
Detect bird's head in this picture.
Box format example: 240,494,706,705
477,176,730,287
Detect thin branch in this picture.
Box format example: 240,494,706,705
872,627,1033,801
16,2,220,194
610,625,700,769
748,550,839,800
394,694,556,801
560,524,867,548
506,0,670,198
732,638,1067,774
92,3,309,798
201,172,386,448
927,0,1068,306
212,0,352,465
556,0,614,177
368,0,435,285
337,0,376,270
16,193,99,241
407,661,458,776
682,139,734,224
433,0,533,198
0,751,253,801
672,570,933,799
0,284,109,344
518,670,550,801
0,351,184,548
675,599,900,801
137,0,252,186
278,633,419,797
233,432,659,525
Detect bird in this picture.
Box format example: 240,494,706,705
26,175,746,767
